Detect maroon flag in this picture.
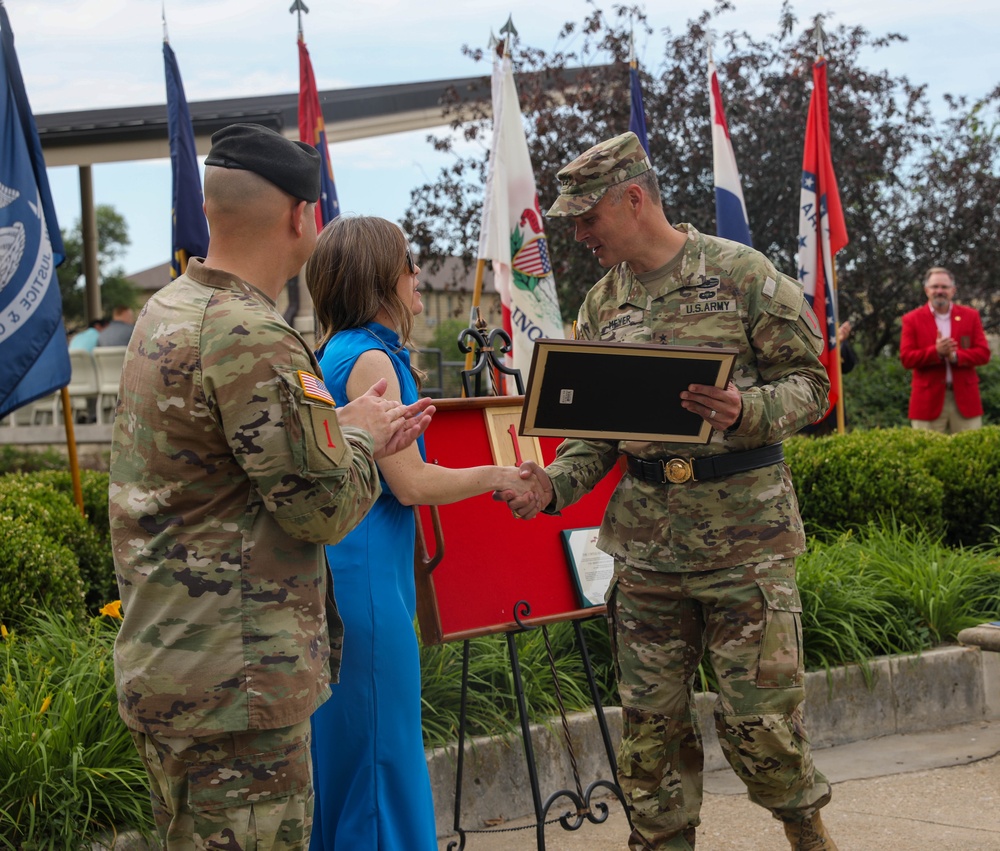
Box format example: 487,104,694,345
297,37,339,229
796,58,848,413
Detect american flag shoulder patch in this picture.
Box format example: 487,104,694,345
298,371,336,406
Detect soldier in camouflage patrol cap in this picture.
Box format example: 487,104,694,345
504,132,838,851
547,130,653,217
110,123,434,850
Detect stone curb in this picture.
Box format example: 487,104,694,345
426,643,1000,838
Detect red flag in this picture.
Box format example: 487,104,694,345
297,37,339,229
796,58,848,413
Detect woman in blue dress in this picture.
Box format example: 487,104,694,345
305,216,535,850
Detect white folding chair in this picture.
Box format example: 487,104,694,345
93,346,128,424
66,349,101,422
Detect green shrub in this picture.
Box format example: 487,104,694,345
785,429,947,538
919,427,1000,547
0,516,85,627
840,353,999,431
0,445,67,474
840,354,910,431
31,469,111,551
0,476,115,613
975,358,1000,426
0,610,152,848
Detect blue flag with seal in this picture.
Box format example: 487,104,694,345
164,39,208,279
0,2,70,420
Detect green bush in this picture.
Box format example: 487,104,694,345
975,357,1000,426
919,427,1000,547
840,353,999,431
841,354,910,431
0,516,85,627
785,429,947,538
0,445,67,474
0,476,115,613
0,610,152,848
31,469,112,551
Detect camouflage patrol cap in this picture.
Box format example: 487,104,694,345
205,123,321,203
546,132,652,217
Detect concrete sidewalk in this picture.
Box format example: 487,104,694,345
436,720,1000,850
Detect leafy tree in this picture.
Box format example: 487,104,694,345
403,1,1000,358
57,204,137,326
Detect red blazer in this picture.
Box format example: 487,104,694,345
900,303,991,419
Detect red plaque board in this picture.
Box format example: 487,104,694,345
414,397,622,645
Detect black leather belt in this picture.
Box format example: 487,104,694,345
625,443,785,484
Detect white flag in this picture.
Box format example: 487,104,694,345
478,52,564,382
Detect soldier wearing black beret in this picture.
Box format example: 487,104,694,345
109,122,434,848
204,122,321,203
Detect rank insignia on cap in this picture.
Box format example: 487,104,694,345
298,371,336,406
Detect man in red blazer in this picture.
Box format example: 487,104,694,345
900,267,991,432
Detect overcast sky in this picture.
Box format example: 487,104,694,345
6,0,999,276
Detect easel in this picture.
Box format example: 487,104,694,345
414,324,629,850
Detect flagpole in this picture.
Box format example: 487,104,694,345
59,388,85,516
815,16,846,435
463,260,487,378
465,26,507,386
832,265,846,435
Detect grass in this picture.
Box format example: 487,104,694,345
0,610,153,849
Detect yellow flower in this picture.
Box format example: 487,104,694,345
39,695,52,715
99,600,123,620
1,624,7,639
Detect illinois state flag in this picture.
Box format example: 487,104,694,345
796,58,848,412
708,57,752,246
298,37,339,229
164,39,209,279
0,3,70,420
478,50,564,381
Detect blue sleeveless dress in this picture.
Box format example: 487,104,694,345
309,322,437,850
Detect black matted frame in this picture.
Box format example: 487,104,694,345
519,338,738,444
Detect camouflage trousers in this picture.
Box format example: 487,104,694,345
130,720,313,850
608,558,832,851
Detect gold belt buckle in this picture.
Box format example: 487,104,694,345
661,457,695,484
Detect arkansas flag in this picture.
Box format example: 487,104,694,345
708,57,752,246
796,57,848,412
477,48,564,381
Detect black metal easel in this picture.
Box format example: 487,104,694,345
444,320,628,850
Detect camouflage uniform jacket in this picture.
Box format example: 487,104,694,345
109,259,381,738
546,224,829,572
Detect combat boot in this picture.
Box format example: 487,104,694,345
782,812,838,850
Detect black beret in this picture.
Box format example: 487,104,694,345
205,123,321,203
